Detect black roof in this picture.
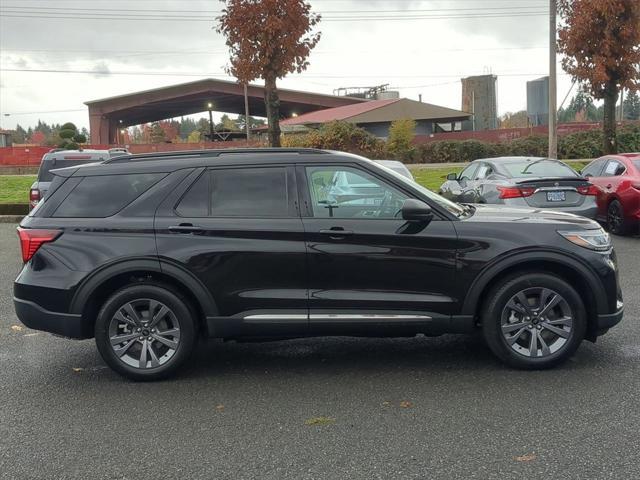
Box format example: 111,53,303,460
51,148,367,178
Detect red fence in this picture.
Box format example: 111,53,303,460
413,122,638,144
0,140,260,166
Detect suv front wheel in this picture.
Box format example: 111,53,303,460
95,284,197,381
482,273,586,369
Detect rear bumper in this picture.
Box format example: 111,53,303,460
13,297,89,339
503,199,598,219
595,302,624,336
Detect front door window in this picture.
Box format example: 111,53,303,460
306,166,408,219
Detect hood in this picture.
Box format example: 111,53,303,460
462,204,601,229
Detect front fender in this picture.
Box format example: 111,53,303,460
460,249,608,316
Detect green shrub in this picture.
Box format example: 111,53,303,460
282,121,386,158
503,136,548,157
386,119,416,160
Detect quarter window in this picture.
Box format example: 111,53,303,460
176,167,290,217
603,161,625,177
53,173,165,217
306,166,408,219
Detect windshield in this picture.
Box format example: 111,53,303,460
374,162,466,216
38,159,98,182
503,160,578,179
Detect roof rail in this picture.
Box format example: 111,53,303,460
104,148,330,163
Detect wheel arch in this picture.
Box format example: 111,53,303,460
70,257,218,336
462,251,606,342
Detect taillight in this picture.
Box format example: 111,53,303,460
497,186,536,199
29,189,41,209
576,184,599,196
17,227,62,263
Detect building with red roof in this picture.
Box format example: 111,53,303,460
278,97,472,138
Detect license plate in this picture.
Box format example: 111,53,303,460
546,191,566,202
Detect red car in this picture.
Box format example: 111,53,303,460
582,153,640,235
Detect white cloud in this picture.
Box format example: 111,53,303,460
0,0,570,130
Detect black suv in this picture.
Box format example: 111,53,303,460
14,149,624,380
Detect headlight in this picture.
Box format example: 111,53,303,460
558,228,611,251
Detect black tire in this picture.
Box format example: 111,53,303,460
481,273,586,370
95,284,197,381
607,200,629,236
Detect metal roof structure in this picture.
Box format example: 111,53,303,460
85,78,366,144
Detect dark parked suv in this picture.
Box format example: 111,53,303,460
14,149,624,380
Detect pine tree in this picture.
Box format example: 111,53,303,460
623,91,640,121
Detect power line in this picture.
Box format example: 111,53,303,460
0,67,567,79
1,5,549,14
0,12,549,22
2,108,86,116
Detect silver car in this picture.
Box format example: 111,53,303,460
374,160,414,180
29,148,130,209
438,157,598,218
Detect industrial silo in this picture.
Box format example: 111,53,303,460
461,75,498,131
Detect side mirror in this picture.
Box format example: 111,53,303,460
446,173,458,181
402,199,434,223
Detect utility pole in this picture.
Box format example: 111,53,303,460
549,0,558,159
243,83,251,141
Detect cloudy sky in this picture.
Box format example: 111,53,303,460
0,0,574,131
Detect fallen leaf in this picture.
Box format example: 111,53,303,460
10,325,23,332
72,367,84,373
515,453,537,462
23,333,39,337
305,416,335,426
381,401,391,407
215,404,225,412
399,401,413,408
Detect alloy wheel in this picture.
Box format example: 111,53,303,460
500,287,573,358
608,203,623,233
108,298,181,369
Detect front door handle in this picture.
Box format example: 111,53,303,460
168,223,203,234
319,227,354,239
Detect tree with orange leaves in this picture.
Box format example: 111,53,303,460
217,0,321,147
557,0,640,154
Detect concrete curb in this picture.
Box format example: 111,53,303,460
0,216,23,224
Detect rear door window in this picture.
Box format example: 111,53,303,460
53,173,165,217
176,167,290,217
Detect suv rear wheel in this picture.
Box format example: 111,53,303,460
95,284,197,381
482,273,586,369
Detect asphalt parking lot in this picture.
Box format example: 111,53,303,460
0,223,638,480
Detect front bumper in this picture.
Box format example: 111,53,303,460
13,297,89,339
595,301,624,336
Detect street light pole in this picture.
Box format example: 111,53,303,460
549,0,558,158
207,102,214,142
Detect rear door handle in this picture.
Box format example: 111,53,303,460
606,184,613,189
319,228,354,239
168,224,203,234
